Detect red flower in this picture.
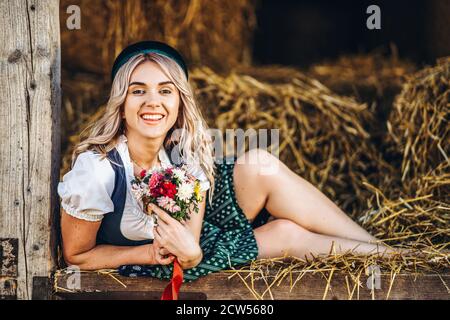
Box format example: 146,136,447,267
151,186,165,198
140,169,146,178
161,181,177,199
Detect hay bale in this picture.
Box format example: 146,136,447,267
385,57,450,200
190,66,397,217
60,0,256,75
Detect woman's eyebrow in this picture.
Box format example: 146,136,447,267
128,81,174,87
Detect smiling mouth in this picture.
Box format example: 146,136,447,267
140,113,166,124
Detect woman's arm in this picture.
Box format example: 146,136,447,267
184,191,207,243
152,191,207,269
151,200,205,269
61,210,174,270
177,191,206,268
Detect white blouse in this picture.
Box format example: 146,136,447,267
57,134,210,241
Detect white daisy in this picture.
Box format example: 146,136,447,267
172,168,186,181
177,182,194,201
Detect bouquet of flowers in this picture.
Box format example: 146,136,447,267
130,164,203,222
130,163,204,300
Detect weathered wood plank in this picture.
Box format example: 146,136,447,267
0,0,61,299
54,272,450,300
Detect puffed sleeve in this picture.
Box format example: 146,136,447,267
57,151,115,222
186,164,211,192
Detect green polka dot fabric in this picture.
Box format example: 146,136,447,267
118,158,268,282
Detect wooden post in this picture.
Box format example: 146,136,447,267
0,0,61,299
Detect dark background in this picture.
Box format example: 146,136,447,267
253,0,449,67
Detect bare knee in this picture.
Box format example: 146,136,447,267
272,219,311,243
255,219,313,258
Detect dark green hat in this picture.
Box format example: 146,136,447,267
111,40,189,82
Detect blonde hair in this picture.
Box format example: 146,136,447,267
72,53,216,205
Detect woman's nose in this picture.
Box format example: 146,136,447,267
144,90,162,105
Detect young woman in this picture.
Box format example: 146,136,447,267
58,41,404,281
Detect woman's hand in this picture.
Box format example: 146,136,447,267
149,203,202,267
149,240,176,265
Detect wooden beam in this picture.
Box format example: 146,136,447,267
54,271,450,300
0,0,61,299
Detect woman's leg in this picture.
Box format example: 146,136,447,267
233,149,379,244
254,219,400,260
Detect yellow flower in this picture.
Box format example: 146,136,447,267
194,180,201,201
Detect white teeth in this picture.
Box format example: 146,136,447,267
141,114,164,120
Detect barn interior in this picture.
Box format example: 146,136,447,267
55,0,449,299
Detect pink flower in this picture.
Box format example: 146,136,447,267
165,167,173,175
149,172,163,190
157,196,181,213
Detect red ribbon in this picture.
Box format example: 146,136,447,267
161,258,183,300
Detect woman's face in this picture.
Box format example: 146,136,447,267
123,60,180,140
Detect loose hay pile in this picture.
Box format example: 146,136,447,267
224,249,449,300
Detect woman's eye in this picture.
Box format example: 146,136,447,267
130,88,173,95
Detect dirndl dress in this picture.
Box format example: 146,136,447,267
118,157,271,282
